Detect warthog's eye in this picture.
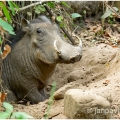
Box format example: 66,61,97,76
37,29,42,33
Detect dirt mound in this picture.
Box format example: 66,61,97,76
13,42,120,119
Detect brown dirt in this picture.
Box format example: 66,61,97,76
12,38,120,119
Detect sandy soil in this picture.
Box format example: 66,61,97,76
12,38,120,119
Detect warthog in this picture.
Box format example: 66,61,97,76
2,16,82,104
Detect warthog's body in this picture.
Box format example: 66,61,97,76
2,16,82,104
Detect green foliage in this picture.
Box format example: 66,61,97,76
10,1,19,11
8,1,19,15
0,2,11,23
44,81,56,119
0,102,34,119
101,7,118,24
0,112,11,119
11,112,34,119
0,18,15,35
71,13,82,19
56,15,63,22
0,102,13,119
101,9,112,19
35,5,46,14
8,1,15,15
0,1,18,43
3,102,13,112
47,1,55,8
61,1,70,8
107,15,115,24
101,7,118,19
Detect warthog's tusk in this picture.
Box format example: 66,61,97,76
72,34,82,48
54,40,61,54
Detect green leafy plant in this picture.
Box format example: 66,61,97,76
0,18,15,35
101,7,118,19
8,1,19,16
56,15,63,22
0,2,11,23
107,14,115,24
0,1,17,39
71,13,82,19
0,102,34,119
44,81,56,119
35,4,46,14
61,1,70,8
101,7,118,24
47,1,55,8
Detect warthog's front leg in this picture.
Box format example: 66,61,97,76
24,88,48,104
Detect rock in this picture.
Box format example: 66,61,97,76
64,89,111,119
53,83,80,100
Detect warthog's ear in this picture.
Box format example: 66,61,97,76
21,18,30,32
38,15,51,24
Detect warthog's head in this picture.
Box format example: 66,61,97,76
22,16,82,64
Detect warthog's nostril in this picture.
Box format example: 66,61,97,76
79,55,82,60
69,57,76,63
69,54,82,63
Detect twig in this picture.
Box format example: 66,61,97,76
72,26,79,34
17,1,45,12
44,4,76,45
72,27,82,47
4,38,12,44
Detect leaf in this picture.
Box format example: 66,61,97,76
44,81,56,119
35,5,45,14
47,2,55,8
10,1,19,10
101,9,112,19
50,82,56,97
0,112,11,119
11,112,34,119
56,16,63,22
2,44,11,59
0,2,11,23
59,23,64,28
3,102,13,113
112,7,118,12
38,5,45,12
61,1,70,8
0,102,13,119
71,13,82,19
35,7,40,14
0,18,15,35
8,1,15,15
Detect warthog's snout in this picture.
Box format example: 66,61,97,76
54,38,82,63
69,53,82,63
